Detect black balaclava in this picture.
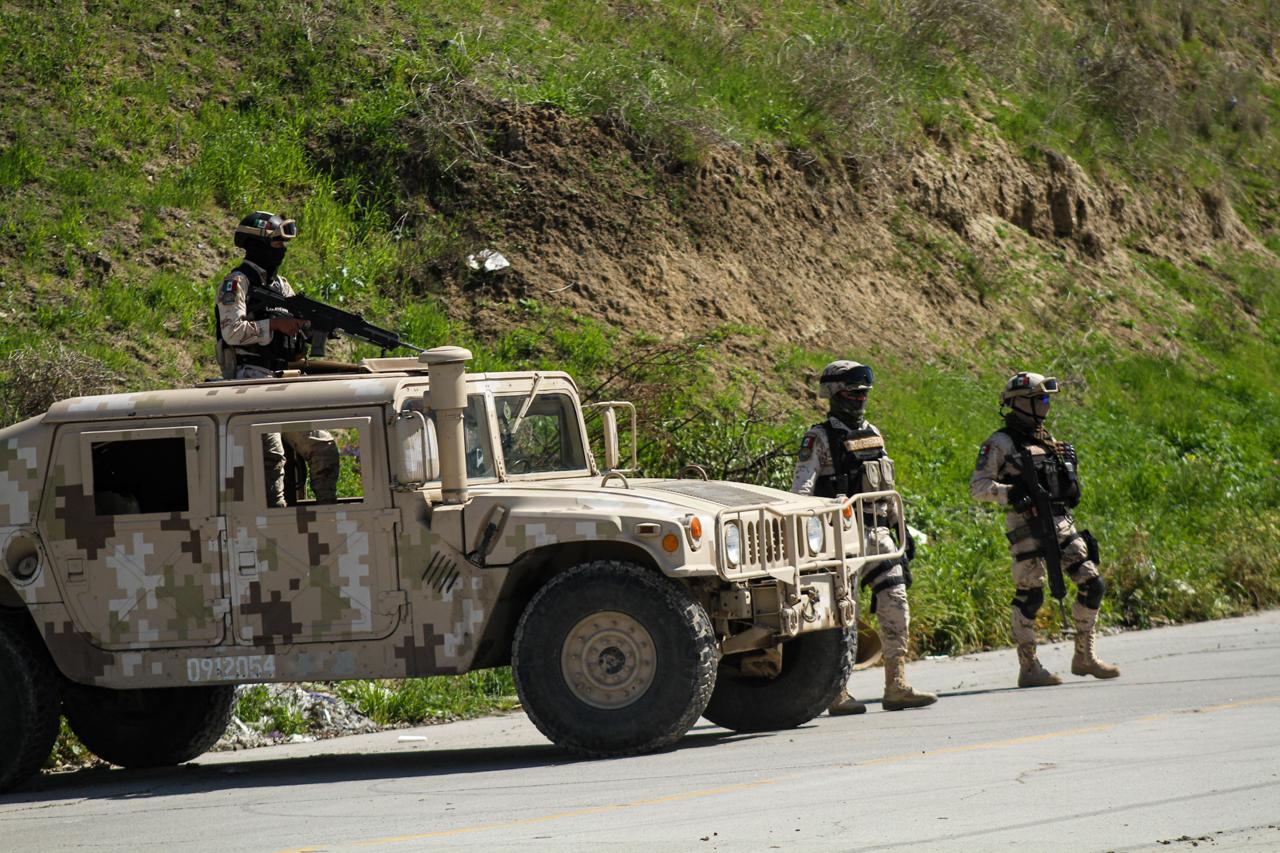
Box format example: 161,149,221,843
245,240,287,276
1005,395,1050,434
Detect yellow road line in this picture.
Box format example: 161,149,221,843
277,694,1280,852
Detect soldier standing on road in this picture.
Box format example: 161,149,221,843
792,360,937,714
970,372,1121,687
215,211,339,506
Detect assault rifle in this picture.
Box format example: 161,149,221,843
1010,448,1072,634
254,289,425,357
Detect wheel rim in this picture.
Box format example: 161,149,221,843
560,610,657,709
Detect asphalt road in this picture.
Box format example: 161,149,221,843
5,612,1279,853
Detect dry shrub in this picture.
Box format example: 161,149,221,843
0,344,121,423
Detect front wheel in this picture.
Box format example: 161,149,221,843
512,560,718,757
0,621,62,792
64,684,235,768
702,626,854,732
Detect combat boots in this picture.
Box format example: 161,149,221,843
828,688,867,715
882,657,937,711
1017,643,1063,688
1072,630,1121,679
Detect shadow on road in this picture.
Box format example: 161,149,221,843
5,727,759,806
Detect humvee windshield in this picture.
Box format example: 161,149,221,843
495,392,587,475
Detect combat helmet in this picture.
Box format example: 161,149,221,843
1000,371,1058,429
234,211,297,273
820,360,873,425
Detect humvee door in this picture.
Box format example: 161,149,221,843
223,410,402,645
39,418,226,648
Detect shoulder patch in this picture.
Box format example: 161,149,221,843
218,276,242,305
976,442,991,468
798,433,817,462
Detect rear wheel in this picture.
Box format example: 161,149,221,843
512,560,718,757
64,684,235,768
0,621,61,792
702,626,854,732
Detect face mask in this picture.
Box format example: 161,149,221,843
246,242,287,273
832,390,869,424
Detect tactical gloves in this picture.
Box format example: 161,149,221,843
1006,485,1034,513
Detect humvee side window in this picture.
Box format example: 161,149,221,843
328,427,364,501
409,394,495,480
495,393,587,474
91,437,189,516
255,418,371,506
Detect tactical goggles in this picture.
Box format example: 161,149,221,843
830,364,874,389
1009,374,1059,395
236,217,297,243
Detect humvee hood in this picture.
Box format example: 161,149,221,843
631,479,792,508
471,477,818,517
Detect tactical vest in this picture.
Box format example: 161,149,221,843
212,262,303,369
998,428,1082,508
813,421,896,499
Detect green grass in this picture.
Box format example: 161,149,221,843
337,671,518,725
234,686,308,737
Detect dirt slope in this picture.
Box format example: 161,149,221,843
414,100,1259,364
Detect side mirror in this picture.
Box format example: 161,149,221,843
584,401,637,473
392,410,440,489
601,407,620,471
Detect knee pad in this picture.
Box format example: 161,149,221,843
1012,586,1044,621
1077,576,1105,610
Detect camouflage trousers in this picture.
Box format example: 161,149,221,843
863,525,910,660
1005,511,1101,645
235,364,340,505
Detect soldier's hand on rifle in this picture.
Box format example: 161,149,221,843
1006,484,1034,514
269,317,310,336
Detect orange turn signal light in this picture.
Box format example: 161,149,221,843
842,504,853,520
662,533,680,553
688,516,703,540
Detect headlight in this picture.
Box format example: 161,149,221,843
723,522,741,566
806,516,824,555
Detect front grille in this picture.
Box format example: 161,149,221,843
743,516,788,566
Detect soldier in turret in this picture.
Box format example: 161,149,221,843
970,372,1120,687
214,212,339,506
792,360,937,714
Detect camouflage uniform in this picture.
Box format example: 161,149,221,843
793,360,935,713
969,372,1120,687
792,418,910,660
216,258,339,506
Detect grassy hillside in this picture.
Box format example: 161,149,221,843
2,0,1278,672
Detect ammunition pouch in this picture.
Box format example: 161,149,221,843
814,472,852,499
1060,442,1082,507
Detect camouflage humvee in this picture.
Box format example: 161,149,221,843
0,347,905,791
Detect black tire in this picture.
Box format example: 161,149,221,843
512,560,718,757
64,684,235,769
0,621,62,792
702,625,854,732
